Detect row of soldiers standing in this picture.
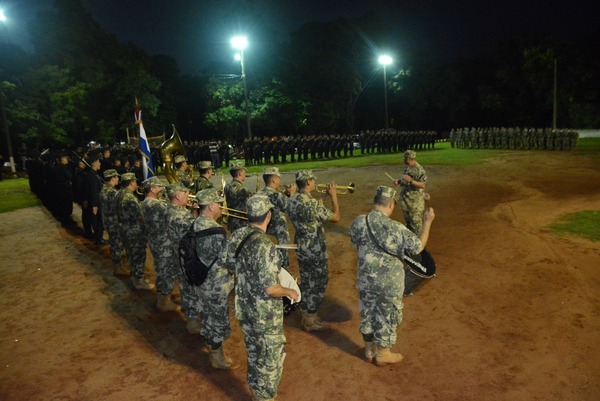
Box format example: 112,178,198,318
449,127,579,150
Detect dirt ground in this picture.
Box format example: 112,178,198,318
1,149,600,401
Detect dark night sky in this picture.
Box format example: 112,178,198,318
2,0,598,75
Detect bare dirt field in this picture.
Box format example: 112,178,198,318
1,149,600,401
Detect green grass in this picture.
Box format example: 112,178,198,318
0,178,41,213
548,211,600,242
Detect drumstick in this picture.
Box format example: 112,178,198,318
385,172,395,182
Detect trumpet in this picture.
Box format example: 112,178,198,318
316,182,356,194
186,194,200,210
219,206,248,220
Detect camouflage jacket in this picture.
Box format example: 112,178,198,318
259,186,290,236
287,191,332,246
141,197,171,253
194,176,214,192
100,185,118,230
115,187,145,234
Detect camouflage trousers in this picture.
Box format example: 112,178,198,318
198,269,234,343
148,243,177,295
105,224,122,265
178,269,203,320
240,320,286,401
358,289,403,348
120,227,147,279
296,242,328,313
401,194,425,235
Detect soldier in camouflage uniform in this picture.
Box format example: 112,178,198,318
99,169,128,276
141,176,180,312
287,170,340,331
393,150,427,235
165,182,201,334
193,188,236,369
259,166,297,270
350,186,435,365
115,173,153,290
224,161,250,232
226,195,300,401
174,155,194,192
193,161,215,192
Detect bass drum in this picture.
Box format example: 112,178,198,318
403,248,436,296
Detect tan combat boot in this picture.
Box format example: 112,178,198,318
365,341,375,363
186,318,201,334
300,310,330,332
133,276,155,290
156,294,180,312
375,347,403,366
113,261,131,277
208,346,237,370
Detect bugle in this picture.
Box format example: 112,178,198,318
316,182,356,194
219,206,248,220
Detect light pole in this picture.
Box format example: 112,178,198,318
231,35,252,140
378,55,392,130
1,9,17,176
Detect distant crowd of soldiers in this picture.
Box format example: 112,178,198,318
448,127,579,150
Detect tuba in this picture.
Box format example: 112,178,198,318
160,125,186,184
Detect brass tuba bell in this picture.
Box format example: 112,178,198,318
160,125,186,184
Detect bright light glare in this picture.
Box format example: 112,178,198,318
0,9,7,22
379,55,393,66
234,53,241,61
231,36,248,51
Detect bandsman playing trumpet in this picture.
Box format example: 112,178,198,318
224,161,250,232
287,169,340,331
194,161,215,192
141,177,180,312
174,155,194,192
259,166,297,271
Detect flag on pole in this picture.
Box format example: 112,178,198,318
134,98,154,179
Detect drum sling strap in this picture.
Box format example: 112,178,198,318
365,214,427,274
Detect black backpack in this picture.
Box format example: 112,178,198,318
178,225,227,286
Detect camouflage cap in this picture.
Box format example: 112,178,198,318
403,150,417,159
166,181,190,196
142,176,165,189
230,161,246,172
295,169,315,181
174,155,187,164
199,160,213,169
246,194,274,217
262,166,281,177
121,172,137,182
103,169,119,179
195,188,225,205
376,185,399,202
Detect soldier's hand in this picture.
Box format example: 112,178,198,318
402,174,412,183
289,289,300,303
424,207,435,223
326,182,337,198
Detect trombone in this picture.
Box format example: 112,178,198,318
316,182,356,194
219,206,248,220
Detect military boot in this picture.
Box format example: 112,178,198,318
113,261,130,277
300,310,330,332
365,341,375,363
374,347,403,366
157,294,180,312
133,276,155,290
208,346,237,370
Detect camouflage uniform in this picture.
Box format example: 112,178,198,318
166,203,199,320
259,186,292,270
175,168,194,190
100,183,122,264
226,225,285,401
115,187,147,279
287,191,332,312
141,197,176,295
399,161,427,235
194,175,213,192
224,179,250,232
350,209,421,348
192,215,234,344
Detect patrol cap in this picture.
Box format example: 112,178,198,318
199,161,213,169
263,166,281,177
246,194,274,218
166,181,190,197
103,169,119,179
295,169,315,181
230,161,246,172
403,150,417,160
376,185,399,202
174,155,187,164
142,176,165,189
121,172,136,182
195,188,225,205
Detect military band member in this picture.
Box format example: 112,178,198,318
174,155,194,191
226,195,299,401
287,170,340,331
83,155,105,245
193,161,215,192
350,186,435,365
224,161,250,232
393,150,427,235
115,172,153,290
100,169,127,276
259,166,297,270
141,176,180,312
193,188,236,369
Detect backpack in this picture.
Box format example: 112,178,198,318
178,225,227,286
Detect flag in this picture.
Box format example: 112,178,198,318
134,99,154,179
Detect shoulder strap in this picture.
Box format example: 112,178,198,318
365,214,398,258
192,226,227,238
235,230,261,259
